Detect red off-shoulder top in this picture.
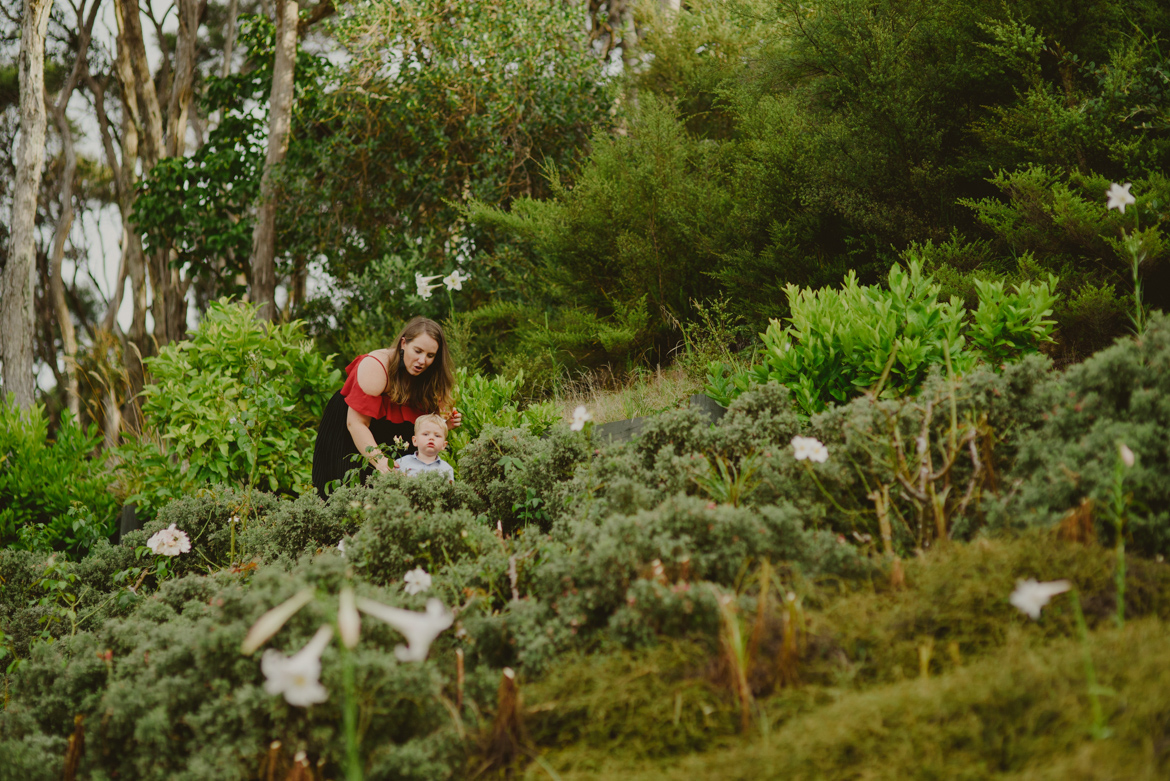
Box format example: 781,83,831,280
340,354,422,423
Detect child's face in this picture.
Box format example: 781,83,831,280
412,422,448,459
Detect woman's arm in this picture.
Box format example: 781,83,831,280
356,352,392,396
346,405,394,473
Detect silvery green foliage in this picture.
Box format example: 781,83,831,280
0,555,463,780
986,312,1170,555
144,487,283,577
7,319,1169,775
458,424,588,534
348,489,495,586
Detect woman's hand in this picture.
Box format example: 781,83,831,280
446,407,463,429
347,406,392,473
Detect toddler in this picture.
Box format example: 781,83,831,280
395,414,455,480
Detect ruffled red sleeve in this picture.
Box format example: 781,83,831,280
340,355,422,423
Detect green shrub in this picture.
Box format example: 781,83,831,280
447,368,560,467
0,397,119,555
513,496,868,662
987,312,1170,555
0,555,467,780
469,95,735,342
450,300,660,395
348,479,496,586
142,486,283,577
457,425,549,534
238,490,359,561
115,299,342,519
707,260,1058,414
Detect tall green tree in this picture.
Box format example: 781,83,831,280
280,0,613,285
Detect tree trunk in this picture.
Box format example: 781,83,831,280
1,0,54,409
222,0,240,78
140,0,205,346
49,108,81,420
114,0,163,170
46,0,100,421
115,0,192,349
166,0,207,159
111,0,151,349
250,0,299,322
106,2,152,429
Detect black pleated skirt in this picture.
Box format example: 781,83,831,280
311,391,416,500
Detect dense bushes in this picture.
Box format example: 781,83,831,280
115,300,341,519
988,312,1170,554
706,260,1058,413
0,555,470,780
463,0,1169,375
0,398,119,555
4,314,1170,777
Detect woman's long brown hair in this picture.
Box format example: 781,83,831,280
384,317,454,414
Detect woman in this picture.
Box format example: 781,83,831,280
312,317,462,498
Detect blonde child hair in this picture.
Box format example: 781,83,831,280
413,413,448,434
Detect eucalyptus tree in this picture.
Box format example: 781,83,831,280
45,0,101,420
0,0,53,409
249,0,297,321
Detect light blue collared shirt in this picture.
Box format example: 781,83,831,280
395,453,455,480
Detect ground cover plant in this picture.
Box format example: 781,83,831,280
3,317,1170,779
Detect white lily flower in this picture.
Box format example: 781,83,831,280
1010,578,1072,620
403,567,432,595
443,269,469,291
570,405,593,432
339,587,361,649
356,597,453,662
1105,182,1135,214
241,588,316,654
337,538,347,555
261,625,332,707
415,273,443,299
791,436,829,463
1119,443,1135,469
146,524,192,557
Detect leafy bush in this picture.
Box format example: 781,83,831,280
115,300,341,518
958,167,1170,350
446,368,560,468
707,260,1058,414
714,357,1054,548
469,96,734,339
988,312,1170,556
457,424,590,534
348,484,495,586
0,555,468,780
142,486,284,577
0,397,119,555
449,300,656,396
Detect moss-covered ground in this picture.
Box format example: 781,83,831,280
515,534,1170,779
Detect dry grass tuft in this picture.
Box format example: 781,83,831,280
550,365,703,425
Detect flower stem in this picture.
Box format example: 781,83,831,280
802,461,857,521
341,645,363,781
1068,589,1110,739
1115,533,1126,630
1110,455,1127,628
